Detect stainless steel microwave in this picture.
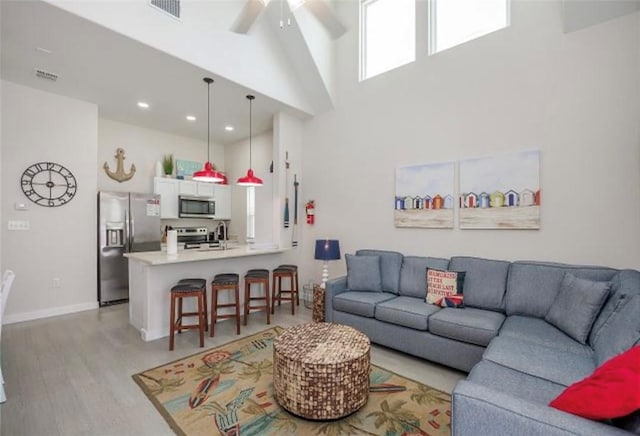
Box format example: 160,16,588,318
179,196,215,219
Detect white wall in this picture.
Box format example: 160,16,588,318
1,80,98,322
300,2,640,285
98,118,224,194
225,131,274,243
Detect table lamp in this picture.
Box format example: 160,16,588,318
314,239,341,289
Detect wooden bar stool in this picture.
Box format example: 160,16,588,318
211,273,241,337
244,269,270,326
271,265,299,315
279,264,299,306
169,278,207,351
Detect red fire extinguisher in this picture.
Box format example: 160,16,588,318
305,200,315,225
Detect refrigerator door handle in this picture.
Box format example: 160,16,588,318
125,210,131,253
129,213,135,252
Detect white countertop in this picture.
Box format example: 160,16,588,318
124,244,287,266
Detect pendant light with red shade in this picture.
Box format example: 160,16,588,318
193,77,224,183
237,95,263,187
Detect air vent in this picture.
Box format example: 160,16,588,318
34,68,58,82
150,0,181,19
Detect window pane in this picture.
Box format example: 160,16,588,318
246,187,255,240
361,0,415,81
431,0,509,54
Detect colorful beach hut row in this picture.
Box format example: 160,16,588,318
395,194,455,210
459,189,541,209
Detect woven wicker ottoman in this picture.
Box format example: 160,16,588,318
273,323,370,420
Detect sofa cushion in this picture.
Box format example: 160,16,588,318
549,346,640,421
428,308,505,347
399,256,449,298
333,291,396,318
375,296,440,331
449,256,510,312
590,270,640,346
593,294,640,366
346,254,382,292
483,336,595,387
356,249,403,294
506,261,617,318
468,360,565,405
499,316,593,357
545,273,611,345
426,268,465,308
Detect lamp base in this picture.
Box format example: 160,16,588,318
320,261,329,289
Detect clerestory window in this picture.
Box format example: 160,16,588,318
429,0,509,54
360,0,416,81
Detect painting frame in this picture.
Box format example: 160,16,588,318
458,150,541,230
394,161,455,229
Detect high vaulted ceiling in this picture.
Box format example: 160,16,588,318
1,0,342,145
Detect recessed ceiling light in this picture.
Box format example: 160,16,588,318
35,47,53,54
225,125,234,132
186,115,196,121
137,101,150,109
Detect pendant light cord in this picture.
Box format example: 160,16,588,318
207,80,211,164
249,97,253,169
247,95,256,170
203,77,214,165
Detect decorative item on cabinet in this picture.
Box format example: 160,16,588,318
104,148,136,183
162,154,174,177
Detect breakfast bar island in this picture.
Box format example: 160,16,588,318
125,245,289,341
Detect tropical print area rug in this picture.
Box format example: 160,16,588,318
133,326,451,436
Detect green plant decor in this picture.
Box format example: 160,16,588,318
162,154,174,176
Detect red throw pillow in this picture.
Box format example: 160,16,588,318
549,346,640,420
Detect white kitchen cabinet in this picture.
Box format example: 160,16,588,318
178,180,214,198
196,182,215,198
214,185,231,220
153,177,180,219
179,180,198,196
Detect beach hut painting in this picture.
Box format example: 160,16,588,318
395,161,455,228
459,150,540,229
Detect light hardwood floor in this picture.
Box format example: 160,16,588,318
1,303,465,436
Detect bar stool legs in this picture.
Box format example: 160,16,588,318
244,269,270,326
169,278,207,351
271,265,299,315
211,274,241,337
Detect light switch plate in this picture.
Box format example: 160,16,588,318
14,202,29,211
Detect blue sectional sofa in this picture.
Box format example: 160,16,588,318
324,250,640,435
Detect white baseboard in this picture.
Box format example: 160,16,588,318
140,327,167,342
3,301,99,325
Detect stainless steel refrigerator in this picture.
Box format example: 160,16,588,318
97,191,161,306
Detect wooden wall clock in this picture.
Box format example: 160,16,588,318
21,162,77,207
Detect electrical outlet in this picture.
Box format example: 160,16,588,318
52,278,61,288
8,220,30,230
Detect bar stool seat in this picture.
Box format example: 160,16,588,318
211,273,241,337
169,278,207,351
272,264,299,315
244,269,270,326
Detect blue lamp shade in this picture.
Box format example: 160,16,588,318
314,239,341,261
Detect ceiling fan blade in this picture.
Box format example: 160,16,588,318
303,0,346,39
231,0,267,34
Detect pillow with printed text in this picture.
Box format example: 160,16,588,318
426,268,465,308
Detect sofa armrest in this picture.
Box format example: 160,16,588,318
324,276,348,323
452,381,629,436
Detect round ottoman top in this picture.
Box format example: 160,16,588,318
274,322,370,364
